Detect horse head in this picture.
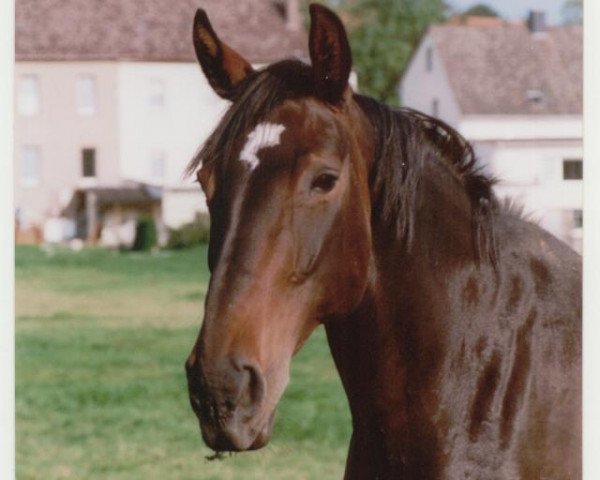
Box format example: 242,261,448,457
185,5,373,452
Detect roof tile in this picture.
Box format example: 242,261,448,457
16,0,308,63
429,24,582,115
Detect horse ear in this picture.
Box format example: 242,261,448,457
193,9,254,100
309,4,352,105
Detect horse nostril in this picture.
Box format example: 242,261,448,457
186,353,267,425
185,353,204,405
232,356,266,415
244,363,265,408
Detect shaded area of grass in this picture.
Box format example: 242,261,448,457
16,246,351,479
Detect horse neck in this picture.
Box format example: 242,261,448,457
406,158,477,266
325,153,484,477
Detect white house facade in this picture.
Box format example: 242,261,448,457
399,14,583,251
116,62,229,227
14,0,307,244
14,61,122,232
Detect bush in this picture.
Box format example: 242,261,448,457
166,213,210,250
132,216,158,251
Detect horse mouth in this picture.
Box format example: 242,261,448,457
194,401,276,452
186,350,292,452
186,362,279,452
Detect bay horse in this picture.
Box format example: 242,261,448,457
185,5,581,478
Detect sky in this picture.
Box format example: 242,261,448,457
447,0,566,25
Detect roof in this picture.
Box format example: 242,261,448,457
63,182,162,215
428,24,582,115
91,184,162,206
15,0,307,63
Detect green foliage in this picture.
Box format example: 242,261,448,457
16,246,351,478
166,213,211,250
462,4,500,17
340,0,446,104
132,215,157,251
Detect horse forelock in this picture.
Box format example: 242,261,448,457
186,59,315,178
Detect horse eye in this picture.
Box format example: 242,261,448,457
311,173,338,193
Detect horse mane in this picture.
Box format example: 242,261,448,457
187,59,499,264
354,95,498,264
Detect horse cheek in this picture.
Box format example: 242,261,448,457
322,207,371,316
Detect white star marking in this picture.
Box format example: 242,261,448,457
239,122,286,170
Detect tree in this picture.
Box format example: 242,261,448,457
462,4,500,17
337,0,446,104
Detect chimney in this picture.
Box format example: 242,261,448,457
285,0,301,32
527,11,546,33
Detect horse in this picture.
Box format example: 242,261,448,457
184,5,582,478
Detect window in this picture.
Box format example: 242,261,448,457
573,209,583,229
432,98,439,117
21,146,40,187
563,159,582,180
82,148,96,177
18,75,40,116
426,47,433,72
149,78,165,109
526,89,545,106
150,150,166,180
76,75,97,115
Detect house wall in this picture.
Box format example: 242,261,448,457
400,34,584,251
162,188,207,228
475,139,582,248
459,115,583,142
398,33,462,126
14,61,219,233
117,62,224,225
462,116,583,249
14,62,121,228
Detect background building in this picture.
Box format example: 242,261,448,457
399,13,583,251
14,0,307,245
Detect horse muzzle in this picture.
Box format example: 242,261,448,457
185,353,274,451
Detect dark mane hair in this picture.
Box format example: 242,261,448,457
187,59,498,263
354,95,498,263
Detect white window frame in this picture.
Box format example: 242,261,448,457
18,75,40,116
426,46,434,72
570,209,583,242
76,75,97,115
432,98,439,117
150,150,166,182
148,78,165,109
573,209,583,229
21,146,41,188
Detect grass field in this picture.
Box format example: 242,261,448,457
15,246,351,479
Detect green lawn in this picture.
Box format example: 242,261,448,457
15,246,351,479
